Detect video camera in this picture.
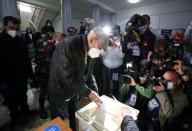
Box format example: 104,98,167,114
122,61,147,84
124,14,146,42
121,62,138,84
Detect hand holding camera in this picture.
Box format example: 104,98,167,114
122,75,137,86
153,82,165,93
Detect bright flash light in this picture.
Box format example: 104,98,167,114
103,26,111,35
126,63,133,68
128,0,140,4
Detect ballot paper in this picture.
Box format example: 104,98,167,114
75,95,139,131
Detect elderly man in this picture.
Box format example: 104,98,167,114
48,27,108,131
153,70,189,130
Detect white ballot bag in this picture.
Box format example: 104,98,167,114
75,95,139,131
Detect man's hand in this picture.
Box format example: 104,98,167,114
174,60,184,75
128,76,136,86
88,90,102,106
153,82,165,93
121,107,132,117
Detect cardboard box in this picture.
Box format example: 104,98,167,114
35,117,72,131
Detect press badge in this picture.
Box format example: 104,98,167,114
128,93,137,107
148,98,160,112
112,73,119,81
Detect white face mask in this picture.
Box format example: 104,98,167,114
167,82,175,90
47,23,51,26
88,48,101,58
29,34,32,39
113,36,120,41
7,30,17,38
139,76,147,82
55,40,60,45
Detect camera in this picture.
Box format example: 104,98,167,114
150,76,166,86
162,60,177,70
121,61,141,84
169,46,180,61
121,74,132,84
124,14,146,42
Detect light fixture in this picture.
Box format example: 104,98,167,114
128,0,140,4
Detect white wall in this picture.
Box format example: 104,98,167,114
116,0,192,33
53,15,82,33
53,10,113,33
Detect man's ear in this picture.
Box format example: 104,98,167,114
88,35,96,47
90,35,96,42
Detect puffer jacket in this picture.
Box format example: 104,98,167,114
48,35,97,99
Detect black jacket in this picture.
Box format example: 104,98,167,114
0,31,33,84
48,35,97,99
140,29,156,58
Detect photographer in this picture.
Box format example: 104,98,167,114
170,29,185,60
102,24,124,99
149,39,172,77
122,14,143,70
119,69,154,130
152,70,189,131
139,15,156,61
174,60,192,102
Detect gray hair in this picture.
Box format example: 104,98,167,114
91,27,109,50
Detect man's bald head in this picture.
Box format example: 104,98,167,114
163,70,179,84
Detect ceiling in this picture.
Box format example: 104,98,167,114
19,0,179,13
96,0,177,11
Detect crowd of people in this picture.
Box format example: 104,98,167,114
0,14,192,131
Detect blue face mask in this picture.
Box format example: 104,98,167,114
167,82,175,90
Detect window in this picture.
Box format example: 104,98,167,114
18,2,32,13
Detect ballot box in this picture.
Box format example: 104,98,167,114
75,95,139,131
35,117,72,131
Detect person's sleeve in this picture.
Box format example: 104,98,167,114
156,91,189,119
121,115,140,131
85,58,98,93
135,84,154,98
